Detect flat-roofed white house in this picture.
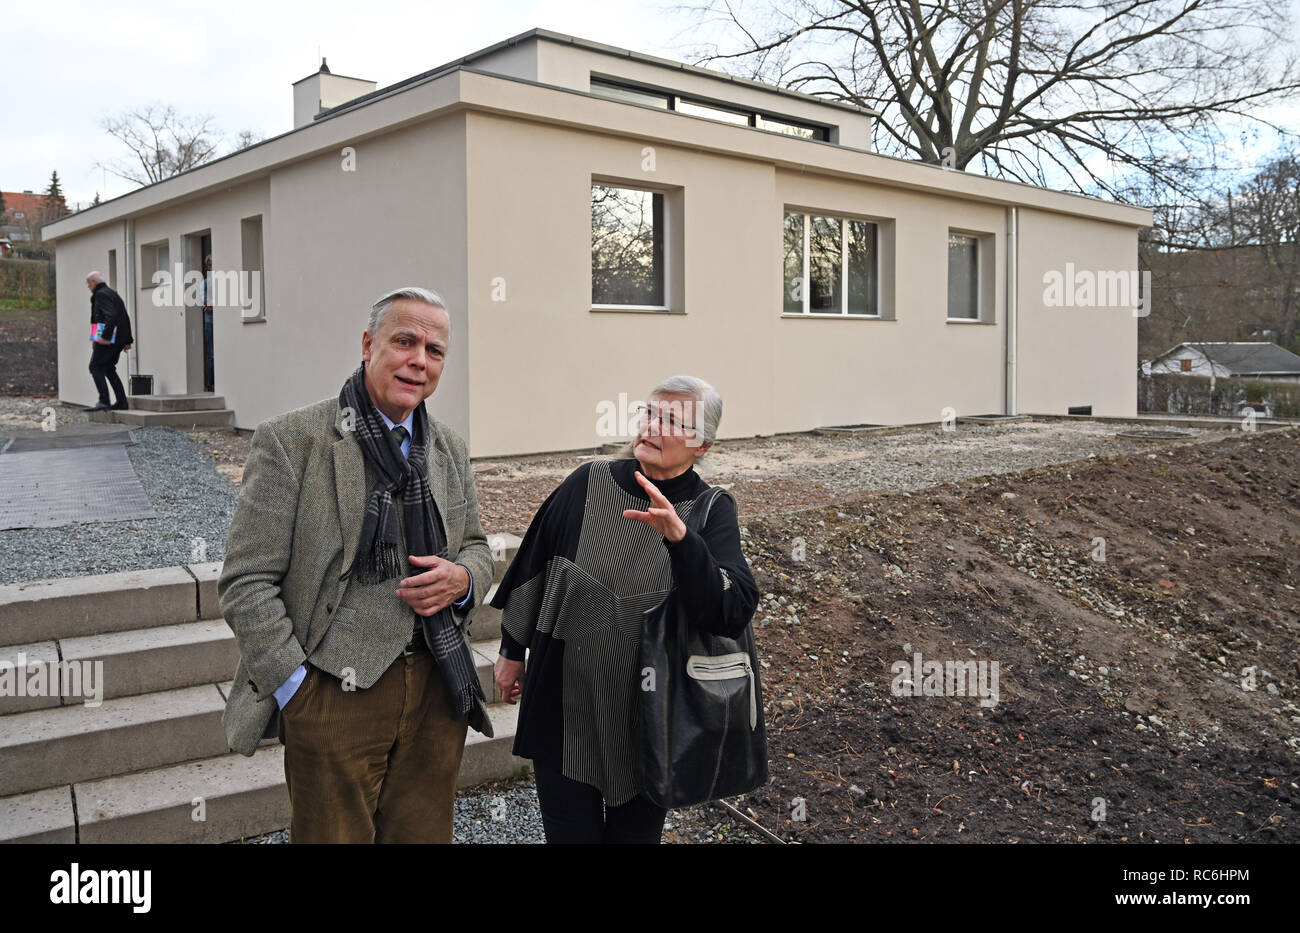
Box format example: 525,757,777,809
44,28,1151,457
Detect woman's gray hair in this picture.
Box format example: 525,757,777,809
368,286,451,338
614,374,723,462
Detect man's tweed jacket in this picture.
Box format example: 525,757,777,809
217,396,494,756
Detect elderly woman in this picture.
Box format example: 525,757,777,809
491,375,759,844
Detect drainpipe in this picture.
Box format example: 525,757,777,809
1005,206,1018,415
124,218,136,379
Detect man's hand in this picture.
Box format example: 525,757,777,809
398,555,470,616
123,343,132,351
494,656,524,704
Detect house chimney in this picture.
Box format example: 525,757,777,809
292,58,377,129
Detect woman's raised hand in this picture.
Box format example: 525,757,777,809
623,471,687,543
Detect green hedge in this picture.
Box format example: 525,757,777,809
0,258,56,302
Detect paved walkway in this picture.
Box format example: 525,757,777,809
0,425,155,530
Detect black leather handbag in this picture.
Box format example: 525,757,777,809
638,486,768,809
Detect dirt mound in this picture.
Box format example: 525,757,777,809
733,428,1299,842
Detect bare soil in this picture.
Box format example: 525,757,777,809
0,308,57,396
730,428,1299,843
207,421,1300,843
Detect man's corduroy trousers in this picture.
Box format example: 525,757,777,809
280,651,468,843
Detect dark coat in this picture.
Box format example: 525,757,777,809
90,282,133,347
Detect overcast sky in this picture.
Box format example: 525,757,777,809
4,0,695,206
3,0,1296,207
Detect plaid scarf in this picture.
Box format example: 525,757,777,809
338,363,486,728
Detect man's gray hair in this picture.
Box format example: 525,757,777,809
367,286,451,338
86,271,105,286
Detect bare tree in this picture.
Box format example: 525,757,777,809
1234,151,1300,348
682,0,1299,197
233,129,265,151
1133,148,1300,357
97,104,223,186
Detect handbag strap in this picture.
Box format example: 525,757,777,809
685,485,729,536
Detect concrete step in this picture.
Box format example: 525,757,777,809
75,747,290,844
0,695,525,843
0,786,75,843
189,562,222,619
57,620,239,702
0,642,61,715
1,639,511,796
125,393,228,413
488,533,522,584
470,637,501,702
469,584,502,642
90,408,234,428
459,701,528,788
0,567,199,645
0,684,228,797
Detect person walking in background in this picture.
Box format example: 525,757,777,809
86,271,132,412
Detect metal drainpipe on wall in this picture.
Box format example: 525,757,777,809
1005,206,1018,415
124,218,135,380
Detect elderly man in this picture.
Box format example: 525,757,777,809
218,286,494,843
86,271,133,412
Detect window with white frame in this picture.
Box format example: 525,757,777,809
947,233,979,320
592,184,665,308
783,210,879,316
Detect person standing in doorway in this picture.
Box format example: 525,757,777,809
202,254,214,391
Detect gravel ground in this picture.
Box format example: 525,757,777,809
473,417,1236,531
0,396,1276,586
237,776,768,844
0,397,91,431
0,401,238,584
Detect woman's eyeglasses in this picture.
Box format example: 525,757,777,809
633,402,697,436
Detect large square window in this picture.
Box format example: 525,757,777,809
783,211,879,317
592,184,665,308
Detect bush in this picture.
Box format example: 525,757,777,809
0,258,56,302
